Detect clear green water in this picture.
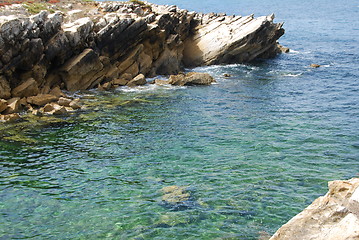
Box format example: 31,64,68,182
1,0,359,239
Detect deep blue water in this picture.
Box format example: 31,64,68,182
1,0,359,239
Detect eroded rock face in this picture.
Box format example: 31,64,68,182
183,14,284,66
270,178,359,240
61,48,104,91
0,1,285,116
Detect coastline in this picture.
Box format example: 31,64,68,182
0,0,285,121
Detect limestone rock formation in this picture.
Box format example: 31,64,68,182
0,1,285,118
270,178,359,240
183,14,284,66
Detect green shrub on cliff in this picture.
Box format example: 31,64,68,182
24,2,54,14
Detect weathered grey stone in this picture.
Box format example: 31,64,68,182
63,17,93,47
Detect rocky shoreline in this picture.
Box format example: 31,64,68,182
0,1,285,121
269,178,359,240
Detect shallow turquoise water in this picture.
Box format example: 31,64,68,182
1,0,359,239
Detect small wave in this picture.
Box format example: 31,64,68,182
283,73,303,77
116,84,186,93
289,49,300,54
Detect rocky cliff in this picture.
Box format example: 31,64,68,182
0,1,284,119
270,178,359,240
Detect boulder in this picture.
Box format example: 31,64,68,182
53,106,68,115
310,64,321,68
126,73,146,87
11,78,39,98
27,94,58,106
101,81,113,91
4,97,21,114
69,99,81,110
0,99,8,113
169,72,215,86
0,113,21,122
278,44,290,53
43,103,55,112
61,48,105,91
155,79,171,85
41,102,68,115
270,178,359,240
0,76,11,99
57,97,72,107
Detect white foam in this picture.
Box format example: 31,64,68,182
289,49,300,54
115,84,186,93
283,73,302,77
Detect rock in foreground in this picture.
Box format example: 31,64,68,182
270,178,359,240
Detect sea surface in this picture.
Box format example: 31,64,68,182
1,0,359,239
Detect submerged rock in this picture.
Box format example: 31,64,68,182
270,178,359,240
160,185,195,211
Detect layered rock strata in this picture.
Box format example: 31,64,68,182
270,178,359,240
0,1,285,120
